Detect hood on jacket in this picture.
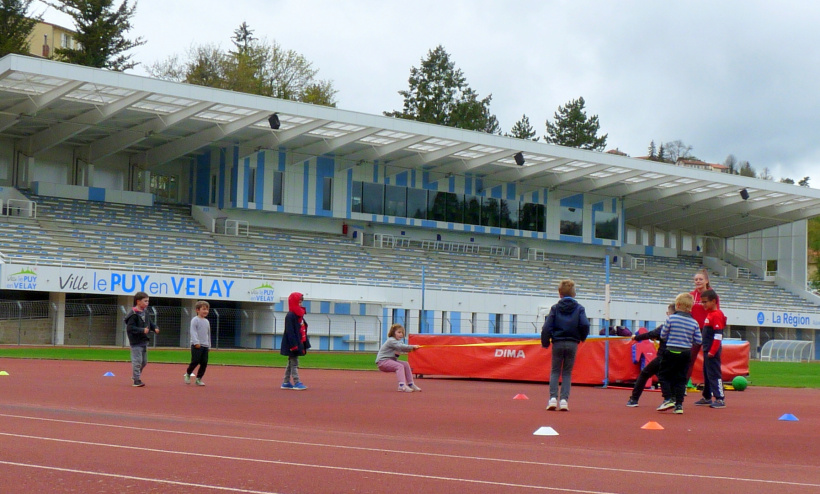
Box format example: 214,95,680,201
637,327,649,335
288,292,306,317
555,296,579,315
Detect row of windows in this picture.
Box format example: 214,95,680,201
352,181,546,231
213,174,618,240
351,182,619,239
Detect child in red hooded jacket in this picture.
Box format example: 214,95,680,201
280,292,310,390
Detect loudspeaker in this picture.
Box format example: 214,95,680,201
740,188,749,200
268,113,281,130
514,152,525,166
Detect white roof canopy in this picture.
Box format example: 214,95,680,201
2,54,820,238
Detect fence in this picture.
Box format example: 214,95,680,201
0,300,384,351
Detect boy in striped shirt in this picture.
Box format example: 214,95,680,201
657,293,702,414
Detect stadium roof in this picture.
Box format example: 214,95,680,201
2,54,820,238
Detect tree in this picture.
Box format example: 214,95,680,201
759,167,773,181
663,140,694,163
647,140,656,159
508,114,538,141
0,0,40,57
148,23,338,106
723,154,738,174
385,45,498,132
780,177,795,184
544,96,607,151
657,143,667,162
799,176,810,187
738,161,756,177
45,0,145,71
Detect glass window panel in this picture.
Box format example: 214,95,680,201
248,168,256,203
272,171,283,206
351,181,362,213
384,184,406,217
362,182,384,214
407,188,427,219
519,203,539,231
481,198,500,227
536,204,546,232
560,206,583,236
500,199,519,229
428,191,448,222
446,193,463,223
464,195,481,225
595,211,619,240
322,177,332,210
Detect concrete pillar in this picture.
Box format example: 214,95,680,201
49,292,66,345
116,295,132,346
180,300,197,347
86,163,95,187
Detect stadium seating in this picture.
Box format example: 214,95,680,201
0,192,814,313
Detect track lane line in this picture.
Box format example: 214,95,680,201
0,432,618,494
0,413,817,489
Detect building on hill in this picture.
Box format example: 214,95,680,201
0,54,819,359
676,158,730,173
26,21,79,59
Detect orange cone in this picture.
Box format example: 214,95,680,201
513,394,529,400
641,421,664,430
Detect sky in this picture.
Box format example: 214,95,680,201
37,1,820,187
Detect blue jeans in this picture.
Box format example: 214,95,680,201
549,340,578,401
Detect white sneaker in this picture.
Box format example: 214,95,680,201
184,373,190,384
409,384,422,392
398,384,413,393
559,399,569,411
546,397,558,410
195,379,205,386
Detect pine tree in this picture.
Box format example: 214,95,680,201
0,0,40,57
385,45,498,133
657,143,666,162
544,97,608,151
647,140,656,159
45,0,145,71
508,114,538,141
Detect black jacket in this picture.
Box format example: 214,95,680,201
541,297,590,347
280,312,311,356
124,309,157,346
635,325,667,354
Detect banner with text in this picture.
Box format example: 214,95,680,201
3,264,276,303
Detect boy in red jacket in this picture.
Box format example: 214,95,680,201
694,289,727,408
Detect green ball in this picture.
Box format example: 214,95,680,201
732,376,748,391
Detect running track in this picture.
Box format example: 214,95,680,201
0,359,817,493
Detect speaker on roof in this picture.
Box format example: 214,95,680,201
268,113,281,130
514,152,525,166
739,188,749,200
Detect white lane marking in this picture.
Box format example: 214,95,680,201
0,413,817,489
0,460,283,494
0,432,616,494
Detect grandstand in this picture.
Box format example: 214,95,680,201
1,54,820,358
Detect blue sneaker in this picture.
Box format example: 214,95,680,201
280,382,294,390
292,383,308,390
710,399,726,409
694,398,712,406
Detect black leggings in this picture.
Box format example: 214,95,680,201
186,346,209,379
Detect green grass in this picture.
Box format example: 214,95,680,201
1,347,818,388
0,347,377,370
747,360,820,388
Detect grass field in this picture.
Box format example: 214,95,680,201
0,346,818,388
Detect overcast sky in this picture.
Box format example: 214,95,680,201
38,1,820,187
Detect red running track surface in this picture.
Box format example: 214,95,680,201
0,359,817,493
